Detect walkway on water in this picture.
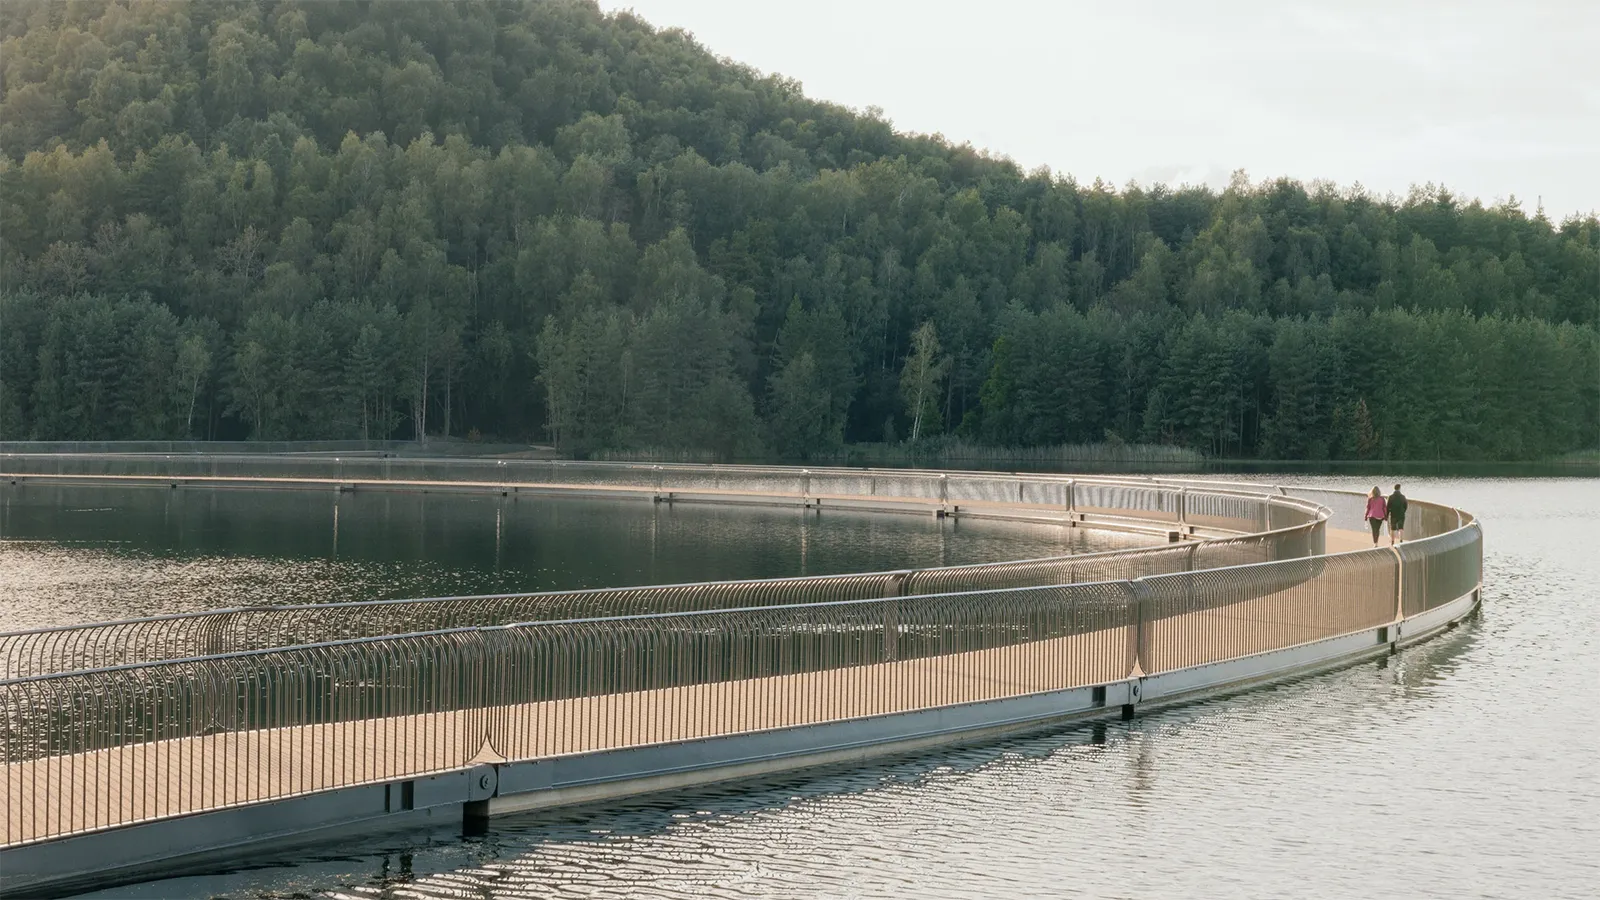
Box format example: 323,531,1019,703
0,460,1481,898
4,528,1386,847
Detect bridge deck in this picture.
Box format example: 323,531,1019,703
3,537,1391,847
1327,527,1378,553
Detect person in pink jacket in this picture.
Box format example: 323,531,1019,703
1364,486,1388,547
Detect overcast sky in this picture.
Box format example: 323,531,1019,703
599,0,1600,219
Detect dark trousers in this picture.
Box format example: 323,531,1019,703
1368,518,1383,541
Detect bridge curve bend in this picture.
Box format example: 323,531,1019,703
0,457,1482,897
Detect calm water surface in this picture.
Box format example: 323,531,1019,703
0,484,1144,632
3,477,1595,900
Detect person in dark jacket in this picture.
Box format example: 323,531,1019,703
1387,484,1408,545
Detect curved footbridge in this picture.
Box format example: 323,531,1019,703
0,457,1483,897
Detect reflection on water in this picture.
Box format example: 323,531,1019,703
11,478,1598,900
0,484,1146,633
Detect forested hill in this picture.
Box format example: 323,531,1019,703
1,1,1596,461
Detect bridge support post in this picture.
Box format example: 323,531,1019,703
1120,678,1141,720
1389,544,1406,649
1123,579,1151,719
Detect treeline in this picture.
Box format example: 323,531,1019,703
0,0,1596,460
976,305,1594,461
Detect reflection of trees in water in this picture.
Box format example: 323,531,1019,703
4,484,1117,611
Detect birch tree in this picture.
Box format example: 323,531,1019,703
900,321,947,444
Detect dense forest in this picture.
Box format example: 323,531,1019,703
1,0,1596,461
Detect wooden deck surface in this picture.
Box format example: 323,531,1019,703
1327,527,1385,554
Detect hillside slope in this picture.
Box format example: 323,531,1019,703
0,0,1595,459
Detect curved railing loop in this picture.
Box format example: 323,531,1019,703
0,460,1482,861
0,466,1329,679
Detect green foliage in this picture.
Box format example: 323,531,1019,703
900,321,948,444
969,303,1598,460
766,298,854,457
0,0,1595,459
768,352,840,459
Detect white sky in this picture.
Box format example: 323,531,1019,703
599,0,1600,219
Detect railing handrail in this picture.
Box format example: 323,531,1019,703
0,451,1322,499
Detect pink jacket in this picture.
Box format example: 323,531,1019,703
1366,496,1388,520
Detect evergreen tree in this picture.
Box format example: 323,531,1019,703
0,1,1592,460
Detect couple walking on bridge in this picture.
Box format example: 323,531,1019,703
1365,484,1408,546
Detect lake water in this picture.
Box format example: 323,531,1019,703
3,477,1596,900
0,484,1147,633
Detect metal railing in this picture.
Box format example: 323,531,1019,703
0,440,408,456
0,463,1327,679
2,581,1139,845
0,533,1322,680
0,440,556,457
0,459,1483,854
1,453,1324,524
1398,522,1483,617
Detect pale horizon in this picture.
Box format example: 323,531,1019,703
601,0,1600,220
